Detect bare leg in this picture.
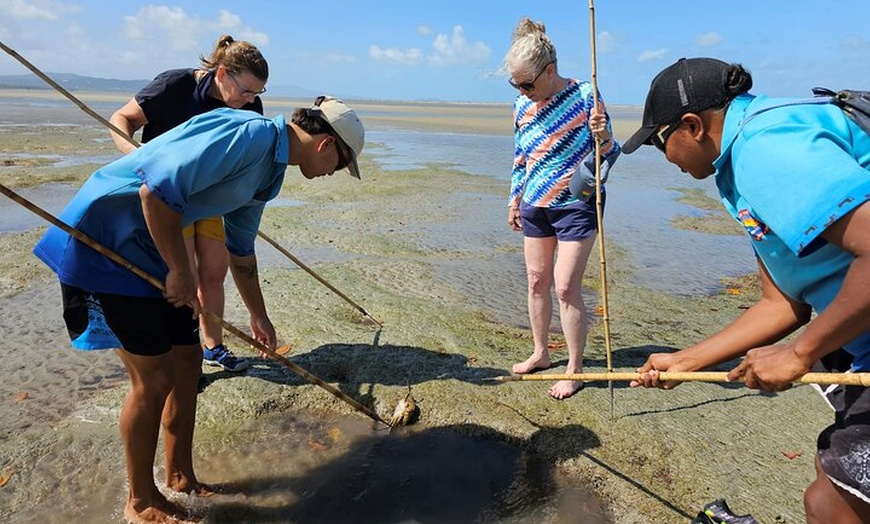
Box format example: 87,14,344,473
162,343,211,495
193,235,229,349
116,348,190,523
805,455,870,523
548,237,596,399
512,236,557,374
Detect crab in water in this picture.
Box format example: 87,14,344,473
389,384,420,428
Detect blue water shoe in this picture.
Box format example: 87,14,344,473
203,344,250,372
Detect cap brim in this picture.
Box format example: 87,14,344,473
347,155,360,179
622,126,657,154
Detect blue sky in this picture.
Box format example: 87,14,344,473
0,0,868,105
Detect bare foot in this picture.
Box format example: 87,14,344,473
512,354,552,374
168,480,221,497
124,504,200,524
548,380,584,400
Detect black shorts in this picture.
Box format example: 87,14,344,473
61,283,199,356
813,349,870,503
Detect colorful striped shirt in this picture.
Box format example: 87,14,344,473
510,79,619,208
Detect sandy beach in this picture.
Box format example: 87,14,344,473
0,91,831,523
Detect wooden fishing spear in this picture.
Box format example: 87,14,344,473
0,182,390,426
0,38,384,328
490,371,870,387
587,0,615,417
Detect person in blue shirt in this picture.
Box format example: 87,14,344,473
34,95,364,524
109,34,270,373
623,57,870,523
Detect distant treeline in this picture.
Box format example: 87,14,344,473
0,73,148,92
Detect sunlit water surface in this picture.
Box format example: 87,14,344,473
0,95,757,523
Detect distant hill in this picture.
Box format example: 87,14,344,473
0,71,325,99
0,72,150,92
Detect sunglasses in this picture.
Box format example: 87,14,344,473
651,122,680,153
229,73,267,97
508,61,553,92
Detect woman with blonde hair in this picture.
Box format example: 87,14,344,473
504,16,620,399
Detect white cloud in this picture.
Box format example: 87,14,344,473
370,25,489,68
638,49,667,62
427,25,490,67
122,6,267,52
123,6,202,50
215,9,268,46
696,32,723,47
370,45,423,65
417,25,431,36
0,0,76,20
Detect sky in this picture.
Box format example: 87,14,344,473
0,0,868,105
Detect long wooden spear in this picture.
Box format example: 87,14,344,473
0,38,383,328
587,0,615,417
0,182,389,426
490,371,870,387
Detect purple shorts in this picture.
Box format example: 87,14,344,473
519,193,604,241
61,283,199,356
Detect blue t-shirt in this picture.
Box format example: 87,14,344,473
714,93,870,370
34,108,289,298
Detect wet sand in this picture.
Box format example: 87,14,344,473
0,91,830,523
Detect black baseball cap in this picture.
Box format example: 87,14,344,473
623,57,732,154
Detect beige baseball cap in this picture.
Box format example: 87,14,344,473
313,95,365,179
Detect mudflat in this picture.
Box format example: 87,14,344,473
0,90,826,523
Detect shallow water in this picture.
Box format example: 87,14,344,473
2,405,609,524
0,95,756,294
365,129,755,297
0,94,756,522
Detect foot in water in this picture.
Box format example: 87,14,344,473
511,354,552,374
168,480,222,498
548,380,584,400
125,499,200,524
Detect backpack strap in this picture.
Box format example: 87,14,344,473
738,96,833,128
720,95,837,159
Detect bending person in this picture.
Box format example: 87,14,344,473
624,57,870,523
110,34,269,372
35,97,365,524
503,16,620,399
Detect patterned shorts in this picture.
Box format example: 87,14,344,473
814,350,870,503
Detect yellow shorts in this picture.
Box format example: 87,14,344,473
182,216,225,241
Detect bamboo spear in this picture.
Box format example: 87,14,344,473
489,371,870,387
0,38,383,328
256,231,383,326
587,0,615,417
0,182,390,426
